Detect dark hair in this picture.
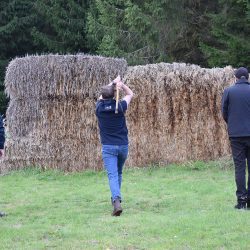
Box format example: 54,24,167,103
101,85,115,99
234,67,249,80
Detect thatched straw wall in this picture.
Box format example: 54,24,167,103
1,56,234,172
125,63,233,167
2,55,127,171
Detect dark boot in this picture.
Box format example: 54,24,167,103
235,196,247,209
112,199,122,216
247,198,250,209
0,211,7,217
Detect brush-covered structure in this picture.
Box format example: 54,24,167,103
125,63,233,167
2,55,127,171
1,55,234,172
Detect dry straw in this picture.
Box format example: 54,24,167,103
2,54,127,172
124,63,233,167
2,56,234,172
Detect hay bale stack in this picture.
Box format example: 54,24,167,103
2,57,233,172
2,54,127,172
124,63,233,167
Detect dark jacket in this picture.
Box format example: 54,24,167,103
222,78,250,137
0,115,5,149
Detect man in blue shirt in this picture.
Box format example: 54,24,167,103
96,76,133,216
222,67,250,209
0,115,6,217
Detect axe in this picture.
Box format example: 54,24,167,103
114,75,121,114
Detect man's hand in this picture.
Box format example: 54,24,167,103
113,75,121,84
108,75,121,87
116,81,124,90
0,149,4,158
112,75,124,91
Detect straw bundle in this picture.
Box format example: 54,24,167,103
124,63,233,167
5,54,126,99
2,56,234,172
2,54,127,172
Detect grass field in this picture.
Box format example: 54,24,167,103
0,160,250,250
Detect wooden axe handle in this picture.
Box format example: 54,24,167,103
115,87,119,114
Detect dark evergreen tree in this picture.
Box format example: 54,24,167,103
87,0,189,65
0,0,90,113
32,0,89,53
0,0,37,114
169,0,216,66
200,0,250,68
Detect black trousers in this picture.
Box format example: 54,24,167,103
230,137,250,200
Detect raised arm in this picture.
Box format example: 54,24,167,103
114,76,133,106
119,82,133,106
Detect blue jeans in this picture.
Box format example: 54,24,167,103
102,144,128,202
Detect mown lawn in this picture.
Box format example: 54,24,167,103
0,160,249,250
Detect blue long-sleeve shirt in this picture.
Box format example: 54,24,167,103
0,115,5,149
222,78,250,137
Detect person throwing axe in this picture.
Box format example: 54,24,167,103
96,75,133,216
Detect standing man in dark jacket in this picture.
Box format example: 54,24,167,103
96,76,133,216
0,115,6,217
222,67,250,209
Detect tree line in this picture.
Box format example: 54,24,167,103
0,0,249,114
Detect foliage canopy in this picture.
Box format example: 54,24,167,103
0,0,249,113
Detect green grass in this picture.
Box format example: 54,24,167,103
0,161,250,250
